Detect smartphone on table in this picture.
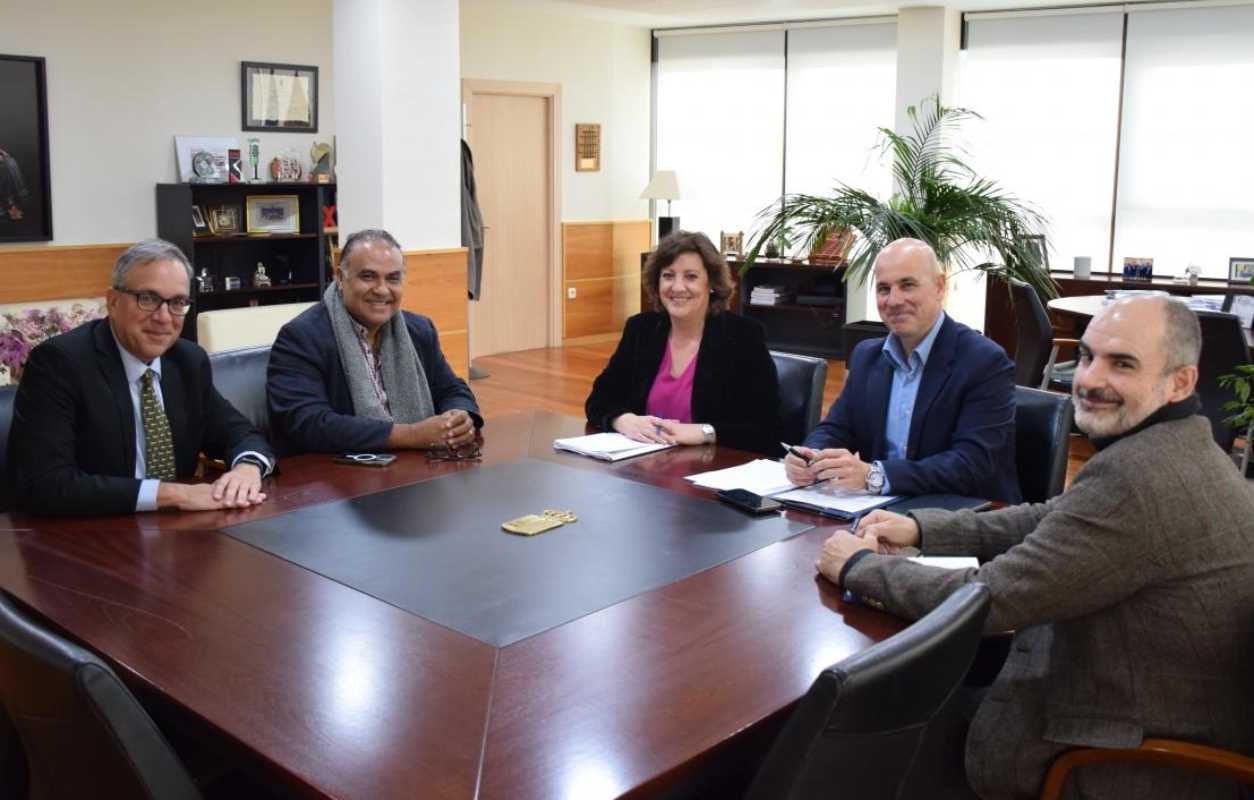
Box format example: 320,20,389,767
334,453,398,467
717,488,782,515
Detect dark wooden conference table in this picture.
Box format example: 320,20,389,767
0,411,907,800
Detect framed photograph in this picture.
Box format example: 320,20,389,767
191,205,209,236
720,231,744,256
246,194,300,234
207,205,241,236
1229,257,1254,283
0,54,53,242
242,62,318,133
1122,257,1153,282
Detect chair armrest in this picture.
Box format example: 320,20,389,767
1040,739,1254,800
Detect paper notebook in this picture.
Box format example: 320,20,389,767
685,459,796,496
553,432,675,462
685,460,899,519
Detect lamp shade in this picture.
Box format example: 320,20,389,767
640,170,680,201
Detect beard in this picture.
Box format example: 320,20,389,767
1073,381,1169,438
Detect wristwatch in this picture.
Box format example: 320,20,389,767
866,461,886,494
700,424,717,445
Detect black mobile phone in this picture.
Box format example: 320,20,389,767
717,488,782,515
334,453,398,467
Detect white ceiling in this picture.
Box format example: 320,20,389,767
532,0,1104,27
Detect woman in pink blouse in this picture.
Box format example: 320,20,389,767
585,231,782,455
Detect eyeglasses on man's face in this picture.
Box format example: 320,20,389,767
115,287,193,316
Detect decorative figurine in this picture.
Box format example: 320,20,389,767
311,141,333,184
253,261,272,288
1185,264,1201,285
248,138,261,182
196,267,215,293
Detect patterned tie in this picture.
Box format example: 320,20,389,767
140,369,176,481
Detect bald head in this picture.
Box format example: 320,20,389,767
1091,295,1201,374
874,238,943,277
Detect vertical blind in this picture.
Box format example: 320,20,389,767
784,23,897,255
960,13,1124,273
655,30,785,246
1113,4,1254,280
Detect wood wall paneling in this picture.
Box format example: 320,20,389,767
0,243,130,303
402,248,469,377
561,220,650,343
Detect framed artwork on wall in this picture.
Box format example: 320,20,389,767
0,53,53,243
241,61,319,133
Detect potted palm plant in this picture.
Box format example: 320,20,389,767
1218,364,1254,475
744,96,1057,300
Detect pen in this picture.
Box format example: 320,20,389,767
840,512,865,605
780,442,812,464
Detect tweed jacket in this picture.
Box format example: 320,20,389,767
845,413,1254,799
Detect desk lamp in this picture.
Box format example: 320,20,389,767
641,170,680,241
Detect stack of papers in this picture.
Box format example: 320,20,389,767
774,483,898,517
749,285,791,306
910,556,979,570
553,432,675,462
685,459,796,495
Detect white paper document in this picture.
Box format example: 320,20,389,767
773,483,899,517
553,432,675,462
909,556,979,571
684,459,795,496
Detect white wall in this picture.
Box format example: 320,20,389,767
460,0,651,222
334,0,461,249
0,0,334,247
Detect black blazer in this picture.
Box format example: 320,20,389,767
585,311,781,455
9,319,274,516
267,303,482,456
805,315,1021,503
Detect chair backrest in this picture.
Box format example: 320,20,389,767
1009,279,1055,388
195,301,314,354
0,592,202,800
1196,310,1251,454
1014,386,1074,504
0,385,15,513
746,583,991,800
208,345,272,438
771,350,828,445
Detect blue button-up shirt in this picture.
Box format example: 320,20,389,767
876,312,946,493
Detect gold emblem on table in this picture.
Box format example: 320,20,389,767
501,509,578,536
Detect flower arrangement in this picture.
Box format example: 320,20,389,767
0,302,105,384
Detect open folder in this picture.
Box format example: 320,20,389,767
553,432,676,462
686,460,898,519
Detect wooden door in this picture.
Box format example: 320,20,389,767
464,84,556,357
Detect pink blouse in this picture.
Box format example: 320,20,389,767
645,344,697,423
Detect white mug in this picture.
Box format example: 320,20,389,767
1074,256,1092,280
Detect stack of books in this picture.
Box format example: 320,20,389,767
749,285,791,306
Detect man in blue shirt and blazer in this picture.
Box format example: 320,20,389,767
785,238,1020,503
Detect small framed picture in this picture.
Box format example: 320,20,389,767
1229,257,1254,283
1122,257,1153,282
191,204,209,236
207,204,240,236
245,194,300,234
720,230,744,256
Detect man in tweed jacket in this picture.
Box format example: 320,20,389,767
818,295,1254,799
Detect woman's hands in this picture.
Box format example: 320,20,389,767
612,414,710,446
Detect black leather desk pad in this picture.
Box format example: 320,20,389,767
223,458,810,646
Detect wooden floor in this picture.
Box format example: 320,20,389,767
472,342,1094,488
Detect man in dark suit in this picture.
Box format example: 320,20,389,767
817,296,1254,799
267,228,481,456
9,239,274,516
785,238,1019,503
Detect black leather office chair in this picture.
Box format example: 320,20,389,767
1009,279,1078,391
745,583,991,800
0,591,202,800
1014,386,1074,504
771,350,828,445
0,385,15,513
208,345,271,438
1195,311,1251,454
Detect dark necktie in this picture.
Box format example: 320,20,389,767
140,369,176,481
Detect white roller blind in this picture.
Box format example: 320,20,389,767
656,30,785,246
785,22,897,254
1113,5,1254,280
960,12,1124,273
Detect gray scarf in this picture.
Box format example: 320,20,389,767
324,282,435,423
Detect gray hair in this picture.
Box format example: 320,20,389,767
112,238,193,287
1161,297,1202,372
339,228,402,274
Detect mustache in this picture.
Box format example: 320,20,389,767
1075,387,1120,404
